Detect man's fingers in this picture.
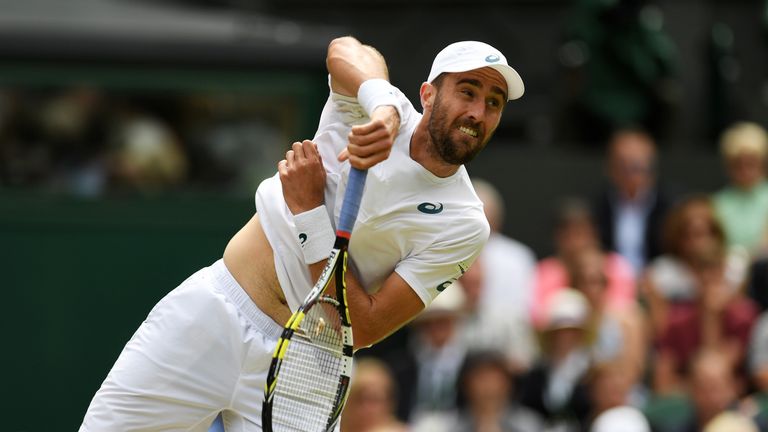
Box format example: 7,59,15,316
337,148,350,162
277,159,288,176
302,139,321,162
350,119,383,136
347,140,391,158
348,127,390,147
347,152,389,170
291,141,306,160
286,149,295,165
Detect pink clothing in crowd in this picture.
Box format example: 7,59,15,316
532,253,636,327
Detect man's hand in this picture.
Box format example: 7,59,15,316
338,105,400,169
278,140,326,215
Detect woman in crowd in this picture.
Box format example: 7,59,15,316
533,198,636,327
642,195,758,393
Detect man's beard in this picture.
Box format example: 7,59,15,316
427,92,489,165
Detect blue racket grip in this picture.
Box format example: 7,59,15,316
337,167,368,234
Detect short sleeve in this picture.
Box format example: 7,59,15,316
395,215,490,307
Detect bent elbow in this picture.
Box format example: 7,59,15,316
351,322,384,350
327,36,359,64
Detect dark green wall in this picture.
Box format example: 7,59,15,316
1,192,254,431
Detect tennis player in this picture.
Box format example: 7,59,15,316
80,36,524,431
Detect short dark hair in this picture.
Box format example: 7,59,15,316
455,350,512,408
430,73,448,89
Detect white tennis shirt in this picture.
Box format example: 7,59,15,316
255,85,490,312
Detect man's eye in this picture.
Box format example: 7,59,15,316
461,89,473,97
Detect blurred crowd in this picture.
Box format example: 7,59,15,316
1,1,765,430
0,87,287,196
343,122,768,432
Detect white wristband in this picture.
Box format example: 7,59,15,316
293,205,335,264
357,78,403,121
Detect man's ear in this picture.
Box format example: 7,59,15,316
420,82,436,111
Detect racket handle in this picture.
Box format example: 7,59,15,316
338,167,368,234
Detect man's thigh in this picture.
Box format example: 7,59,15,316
81,269,252,431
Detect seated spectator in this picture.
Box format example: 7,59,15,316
591,406,650,432
749,312,768,395
712,121,768,254
587,364,650,432
703,412,758,432
449,350,544,432
642,196,757,393
532,197,636,327
382,284,467,424
593,127,674,276
678,350,757,432
518,289,594,430
341,358,407,432
568,247,648,386
744,311,768,429
457,257,539,374
472,178,537,325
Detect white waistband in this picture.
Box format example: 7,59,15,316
210,259,283,340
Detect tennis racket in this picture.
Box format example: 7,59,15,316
262,167,367,432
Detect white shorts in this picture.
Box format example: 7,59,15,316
80,260,283,431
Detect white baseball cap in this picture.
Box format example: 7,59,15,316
591,407,650,432
427,41,525,101
545,288,590,331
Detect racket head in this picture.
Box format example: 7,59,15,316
263,247,353,432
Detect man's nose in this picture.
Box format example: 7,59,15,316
466,99,486,121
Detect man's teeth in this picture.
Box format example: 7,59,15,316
458,126,478,137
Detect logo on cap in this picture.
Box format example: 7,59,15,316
485,54,500,63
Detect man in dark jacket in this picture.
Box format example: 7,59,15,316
593,127,674,275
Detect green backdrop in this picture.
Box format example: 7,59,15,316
1,191,254,431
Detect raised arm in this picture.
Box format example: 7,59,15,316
326,36,401,170
326,36,390,97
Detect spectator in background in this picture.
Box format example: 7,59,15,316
588,364,650,432
448,351,544,432
750,312,768,394
532,197,636,327
677,350,757,432
110,114,188,193
568,247,647,388
745,311,768,429
590,406,651,432
472,178,537,324
703,412,759,432
457,257,538,374
642,195,757,394
593,127,674,275
591,407,650,432
712,122,768,255
383,284,467,425
518,289,594,431
340,358,407,432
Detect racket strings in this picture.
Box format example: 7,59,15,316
271,299,345,431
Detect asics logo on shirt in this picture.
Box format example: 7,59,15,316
437,262,469,292
298,233,308,246
458,262,468,275
418,202,444,214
